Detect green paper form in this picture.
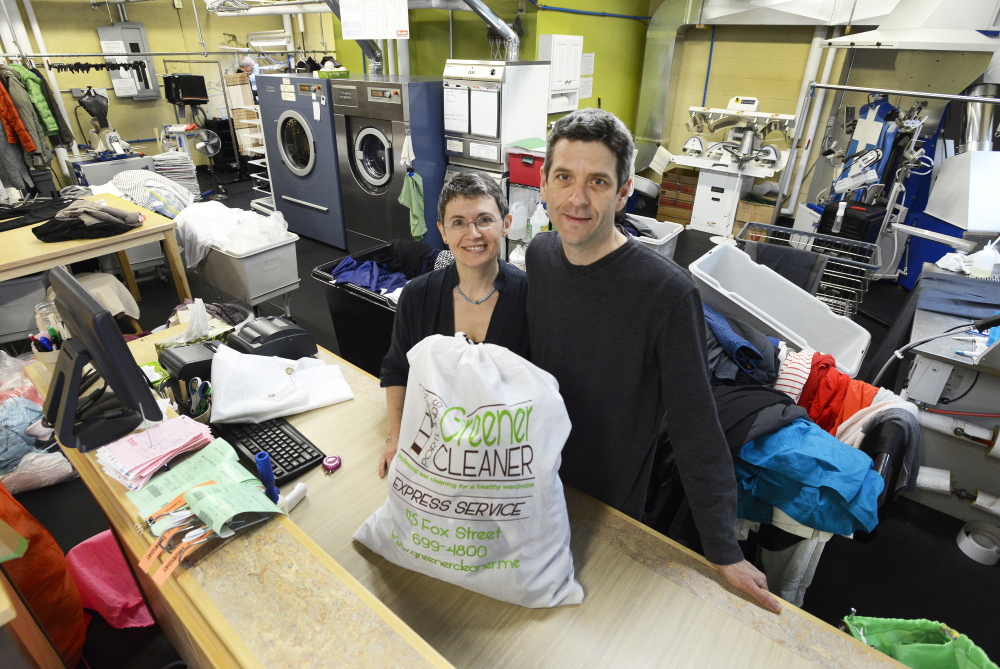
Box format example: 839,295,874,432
127,438,256,518
184,483,284,538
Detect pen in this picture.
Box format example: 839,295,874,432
35,336,54,352
955,350,975,358
255,452,281,504
46,327,62,348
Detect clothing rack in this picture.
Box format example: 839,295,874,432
0,49,339,59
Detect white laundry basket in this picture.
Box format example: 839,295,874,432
690,243,870,377
632,216,684,260
197,234,300,302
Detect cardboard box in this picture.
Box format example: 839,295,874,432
675,191,695,203
658,205,693,222
663,167,699,186
658,197,693,210
735,200,776,225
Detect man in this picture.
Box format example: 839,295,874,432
526,108,781,613
238,56,259,99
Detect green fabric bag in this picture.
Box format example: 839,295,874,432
398,171,426,240
843,615,998,669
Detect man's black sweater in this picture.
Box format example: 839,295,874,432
526,232,742,565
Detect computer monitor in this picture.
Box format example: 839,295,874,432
43,266,163,452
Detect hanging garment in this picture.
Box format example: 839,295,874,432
9,64,58,136
397,170,427,240
0,116,32,190
743,241,829,296
0,64,51,166
30,67,74,147
772,348,814,402
736,418,884,536
712,385,809,455
0,79,37,151
759,533,830,608
798,352,879,434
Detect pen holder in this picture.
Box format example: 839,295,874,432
33,348,60,375
191,400,212,426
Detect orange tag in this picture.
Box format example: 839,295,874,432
146,481,215,525
152,532,214,586
139,523,189,572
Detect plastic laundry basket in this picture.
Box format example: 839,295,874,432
632,215,684,260
689,243,870,377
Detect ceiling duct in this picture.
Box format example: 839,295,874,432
461,0,519,61
825,0,1000,51
321,0,383,73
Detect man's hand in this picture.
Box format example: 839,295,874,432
377,438,398,478
715,560,782,613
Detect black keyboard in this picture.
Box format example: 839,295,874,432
213,418,325,486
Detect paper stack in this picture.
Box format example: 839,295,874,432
97,416,213,491
153,152,200,197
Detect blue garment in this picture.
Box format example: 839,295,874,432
736,418,884,535
702,303,762,372
331,256,409,293
0,397,42,445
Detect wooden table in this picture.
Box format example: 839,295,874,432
26,327,901,668
0,194,191,305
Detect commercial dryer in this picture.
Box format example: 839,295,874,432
332,76,447,253
258,75,347,249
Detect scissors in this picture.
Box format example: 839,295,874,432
188,377,211,416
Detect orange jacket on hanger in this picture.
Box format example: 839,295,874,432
0,79,36,152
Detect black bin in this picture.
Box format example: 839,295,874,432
313,241,446,377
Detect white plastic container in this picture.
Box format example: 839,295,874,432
632,215,684,260
197,234,300,302
689,243,870,377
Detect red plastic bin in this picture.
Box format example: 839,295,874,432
508,150,545,188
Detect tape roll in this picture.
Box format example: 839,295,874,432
956,521,1000,565
916,466,952,494
973,491,1000,519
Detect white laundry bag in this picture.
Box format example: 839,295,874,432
354,334,584,608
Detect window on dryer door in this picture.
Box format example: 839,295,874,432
278,113,315,176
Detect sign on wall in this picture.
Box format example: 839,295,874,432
340,0,410,40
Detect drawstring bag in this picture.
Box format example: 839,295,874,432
843,614,998,669
354,334,584,608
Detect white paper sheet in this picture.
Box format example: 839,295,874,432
470,89,499,138
579,77,593,100
340,0,410,40
581,52,595,76
444,87,469,133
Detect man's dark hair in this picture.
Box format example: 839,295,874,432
437,171,509,223
544,108,634,190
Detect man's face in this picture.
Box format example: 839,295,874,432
540,138,629,252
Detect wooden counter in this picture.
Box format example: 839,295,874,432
28,327,900,668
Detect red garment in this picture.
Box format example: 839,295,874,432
0,80,36,151
798,352,879,434
0,484,89,666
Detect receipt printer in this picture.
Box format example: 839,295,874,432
225,316,317,359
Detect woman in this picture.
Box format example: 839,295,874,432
377,172,529,477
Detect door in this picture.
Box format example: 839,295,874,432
276,110,316,177
352,126,393,190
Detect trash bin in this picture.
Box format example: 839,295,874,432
313,242,444,377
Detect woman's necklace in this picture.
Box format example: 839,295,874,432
455,284,497,305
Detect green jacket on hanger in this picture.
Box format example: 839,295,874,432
9,64,58,136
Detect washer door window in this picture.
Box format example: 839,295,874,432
277,110,316,177
353,127,392,188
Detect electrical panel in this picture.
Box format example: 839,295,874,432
96,22,160,101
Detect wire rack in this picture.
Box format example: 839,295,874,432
736,222,882,318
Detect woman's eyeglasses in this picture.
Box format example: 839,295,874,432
444,216,501,233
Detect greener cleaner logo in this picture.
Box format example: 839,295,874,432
408,388,534,479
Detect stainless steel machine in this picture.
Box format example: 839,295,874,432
441,59,549,175
332,75,447,253
258,75,347,249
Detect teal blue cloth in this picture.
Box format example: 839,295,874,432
736,418,883,535
398,171,426,240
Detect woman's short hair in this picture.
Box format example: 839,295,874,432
544,108,634,190
437,171,509,223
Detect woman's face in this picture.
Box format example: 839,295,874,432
438,194,511,270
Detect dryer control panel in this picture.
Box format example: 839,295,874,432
368,87,401,104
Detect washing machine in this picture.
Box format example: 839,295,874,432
258,75,347,249
332,76,447,253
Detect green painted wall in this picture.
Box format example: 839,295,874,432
534,0,650,132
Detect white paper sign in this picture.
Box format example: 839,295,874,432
579,77,593,100
446,139,464,153
111,76,138,97
443,87,469,133
469,142,499,161
100,40,127,54
340,0,410,40
470,89,499,138
581,52,595,76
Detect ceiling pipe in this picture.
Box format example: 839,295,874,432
461,0,518,61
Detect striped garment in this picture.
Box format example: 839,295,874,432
773,349,814,402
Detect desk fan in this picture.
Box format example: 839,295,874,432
193,128,226,199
